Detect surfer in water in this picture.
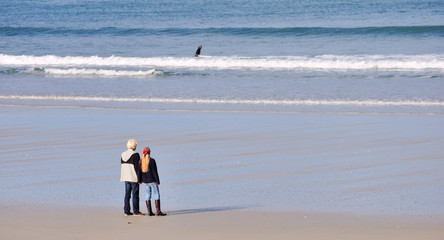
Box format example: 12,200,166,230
195,45,202,57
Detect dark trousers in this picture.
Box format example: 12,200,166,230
124,181,140,214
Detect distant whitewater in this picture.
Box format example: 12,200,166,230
1,0,443,114
1,95,443,107
1,54,444,74
3,67,167,77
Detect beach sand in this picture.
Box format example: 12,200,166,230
0,104,443,239
1,206,443,240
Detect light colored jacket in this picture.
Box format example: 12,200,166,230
120,149,140,182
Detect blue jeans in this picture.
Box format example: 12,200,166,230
124,181,140,214
144,182,160,201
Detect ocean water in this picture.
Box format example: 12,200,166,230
1,1,444,215
1,0,444,113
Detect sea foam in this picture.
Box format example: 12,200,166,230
1,54,443,71
1,95,443,107
37,68,163,76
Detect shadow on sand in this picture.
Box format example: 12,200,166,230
167,205,257,215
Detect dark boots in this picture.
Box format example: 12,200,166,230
145,200,155,216
146,200,166,216
155,200,167,216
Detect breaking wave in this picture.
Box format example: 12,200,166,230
0,67,166,77
1,54,444,71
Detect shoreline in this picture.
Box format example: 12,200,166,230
1,102,443,116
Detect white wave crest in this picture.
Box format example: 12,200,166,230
1,95,443,107
34,68,163,76
1,54,444,70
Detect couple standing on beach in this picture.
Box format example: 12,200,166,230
120,139,166,217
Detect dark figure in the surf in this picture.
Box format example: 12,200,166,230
195,45,202,57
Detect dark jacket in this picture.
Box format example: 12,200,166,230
195,48,201,57
140,158,160,184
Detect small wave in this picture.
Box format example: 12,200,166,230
0,68,22,74
1,95,442,107
37,68,164,77
1,54,444,71
1,26,443,37
0,66,200,77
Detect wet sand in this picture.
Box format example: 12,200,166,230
0,105,443,239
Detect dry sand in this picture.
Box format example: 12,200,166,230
1,205,443,240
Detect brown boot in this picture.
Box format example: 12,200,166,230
146,200,155,216
155,200,166,216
